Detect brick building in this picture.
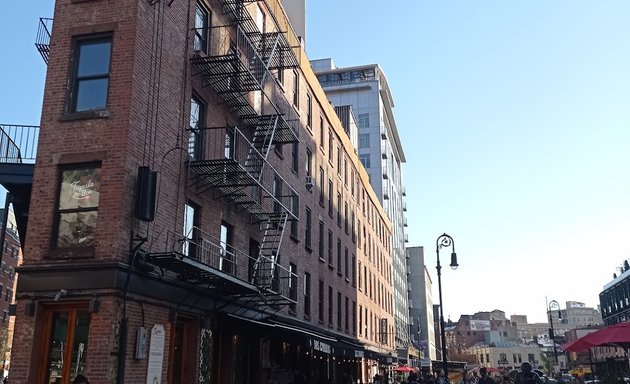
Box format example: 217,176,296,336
3,0,396,383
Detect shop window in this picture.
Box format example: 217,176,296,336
54,165,101,249
40,306,90,383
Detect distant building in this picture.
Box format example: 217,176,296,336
406,246,435,367
0,207,21,375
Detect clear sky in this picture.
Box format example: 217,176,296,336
1,2,629,324
305,1,630,323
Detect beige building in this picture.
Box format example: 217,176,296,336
469,342,567,373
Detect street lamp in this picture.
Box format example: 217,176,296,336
548,299,562,364
436,233,458,380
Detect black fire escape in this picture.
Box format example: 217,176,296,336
147,0,302,309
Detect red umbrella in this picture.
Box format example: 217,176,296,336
393,365,416,372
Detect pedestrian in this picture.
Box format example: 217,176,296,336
514,362,542,384
73,375,89,384
500,376,511,384
478,368,495,384
459,371,474,384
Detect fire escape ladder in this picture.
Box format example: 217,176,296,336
252,211,288,288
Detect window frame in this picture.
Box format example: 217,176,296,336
52,163,101,253
68,35,113,114
193,2,211,53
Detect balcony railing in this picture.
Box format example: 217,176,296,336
35,18,53,64
147,227,297,305
0,125,39,164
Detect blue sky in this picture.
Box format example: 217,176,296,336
306,1,630,323
1,1,629,324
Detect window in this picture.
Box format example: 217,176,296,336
344,202,349,234
290,193,299,239
352,301,357,334
318,220,324,260
345,297,349,331
182,202,199,257
319,167,325,206
304,272,311,317
327,230,333,266
358,113,369,128
55,165,101,249
305,206,312,249
291,142,299,173
344,247,349,278
220,221,235,274
319,118,325,148
328,286,333,325
359,305,363,335
359,134,370,149
360,154,370,169
289,263,297,312
189,96,205,160
306,149,312,177
328,131,334,161
70,36,112,112
337,145,342,175
352,254,356,286
336,239,342,272
318,280,324,322
292,70,299,107
337,291,342,328
327,180,333,217
41,306,90,383
306,94,312,128
194,3,210,53
337,193,342,227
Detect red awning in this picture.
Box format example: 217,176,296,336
562,322,630,352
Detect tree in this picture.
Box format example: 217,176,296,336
538,351,554,377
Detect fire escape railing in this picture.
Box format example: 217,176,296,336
35,18,53,64
0,125,39,164
147,228,297,305
187,0,303,306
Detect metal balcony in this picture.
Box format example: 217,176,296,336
35,18,53,64
146,228,297,307
0,125,39,248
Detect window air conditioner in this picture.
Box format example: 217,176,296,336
305,176,314,191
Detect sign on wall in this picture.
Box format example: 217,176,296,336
146,324,165,384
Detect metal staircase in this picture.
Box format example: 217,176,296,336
184,0,303,306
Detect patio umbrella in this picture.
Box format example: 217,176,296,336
393,365,416,372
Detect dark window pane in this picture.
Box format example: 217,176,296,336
57,211,98,248
77,41,111,76
76,78,109,111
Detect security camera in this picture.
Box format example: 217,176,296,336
53,289,68,301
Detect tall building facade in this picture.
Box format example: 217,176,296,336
600,265,630,325
3,0,396,383
311,58,410,360
406,246,435,367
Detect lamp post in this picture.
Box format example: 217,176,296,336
436,233,458,380
548,299,561,365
